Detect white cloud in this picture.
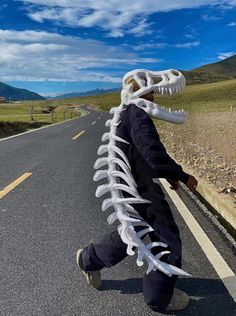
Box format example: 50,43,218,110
40,92,61,97
217,52,235,60
17,0,236,37
185,34,195,39
174,41,200,48
134,41,200,51
0,29,161,82
201,14,222,21
227,21,236,26
129,19,153,37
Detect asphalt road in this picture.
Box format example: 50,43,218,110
0,106,235,316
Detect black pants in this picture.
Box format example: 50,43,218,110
80,195,182,311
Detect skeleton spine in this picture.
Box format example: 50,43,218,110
93,104,190,277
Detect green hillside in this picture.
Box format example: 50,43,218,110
77,79,236,113
0,81,45,101
182,54,236,85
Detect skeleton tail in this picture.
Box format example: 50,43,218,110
93,104,191,277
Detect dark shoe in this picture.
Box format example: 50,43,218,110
76,249,102,289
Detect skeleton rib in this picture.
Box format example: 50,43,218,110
111,170,137,188
110,145,131,169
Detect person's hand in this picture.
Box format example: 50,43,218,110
167,179,180,190
185,175,198,192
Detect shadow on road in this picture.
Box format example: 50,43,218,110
100,277,236,315
101,278,142,294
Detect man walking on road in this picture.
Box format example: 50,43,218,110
76,70,198,312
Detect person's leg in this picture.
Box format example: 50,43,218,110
142,228,182,311
143,270,178,311
77,225,146,289
79,222,147,272
79,229,128,272
135,196,183,311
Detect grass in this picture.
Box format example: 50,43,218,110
0,100,84,138
0,100,83,123
0,113,78,123
77,79,236,113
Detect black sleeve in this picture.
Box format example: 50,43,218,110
129,105,189,183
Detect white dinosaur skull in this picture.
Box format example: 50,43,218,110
121,69,188,124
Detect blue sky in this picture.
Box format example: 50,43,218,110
0,0,235,96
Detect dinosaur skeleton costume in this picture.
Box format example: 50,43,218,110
94,69,190,277
79,69,191,310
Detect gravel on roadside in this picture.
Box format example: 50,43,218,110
155,111,236,200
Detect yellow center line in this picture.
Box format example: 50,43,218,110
72,130,86,140
0,173,32,199
92,121,96,125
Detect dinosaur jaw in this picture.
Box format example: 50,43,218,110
131,98,188,124
151,79,187,123
129,81,188,123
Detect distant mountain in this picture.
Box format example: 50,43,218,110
182,54,236,85
46,88,120,99
0,81,45,101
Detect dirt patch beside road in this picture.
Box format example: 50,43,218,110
156,111,236,200
0,121,50,138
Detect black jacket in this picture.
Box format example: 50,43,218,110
116,104,189,195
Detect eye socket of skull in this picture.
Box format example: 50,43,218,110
127,76,147,91
171,70,180,76
153,77,163,84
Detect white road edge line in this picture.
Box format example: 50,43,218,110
0,116,83,143
160,178,236,303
